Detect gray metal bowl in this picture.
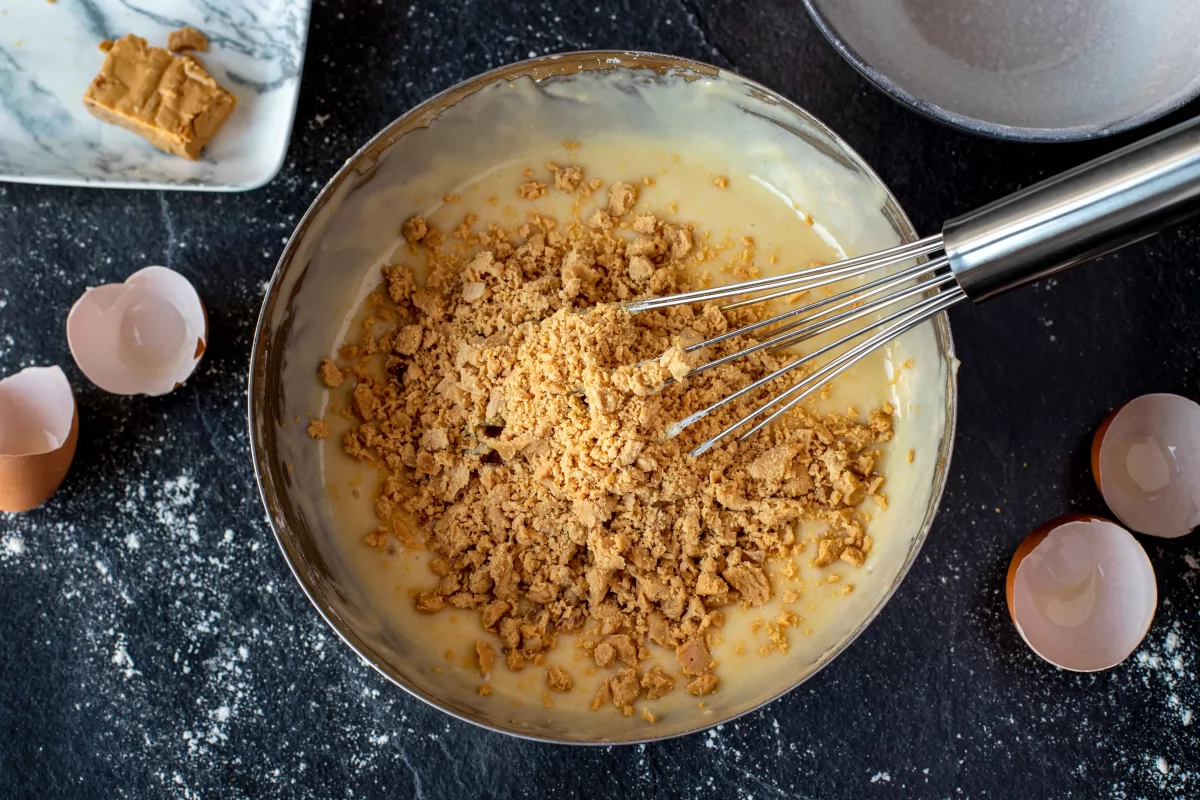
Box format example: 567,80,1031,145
804,0,1200,142
247,51,958,743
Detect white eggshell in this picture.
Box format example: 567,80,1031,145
67,266,208,396
1010,518,1156,672
1096,394,1200,538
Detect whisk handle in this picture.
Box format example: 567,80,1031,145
944,115,1200,302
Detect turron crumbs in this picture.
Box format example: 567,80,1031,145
312,168,894,718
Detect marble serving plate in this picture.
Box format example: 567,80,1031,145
0,0,310,191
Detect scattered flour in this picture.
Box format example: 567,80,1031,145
111,633,139,680
1,534,25,559
1128,622,1198,794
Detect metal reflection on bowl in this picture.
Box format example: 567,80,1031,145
804,0,1200,141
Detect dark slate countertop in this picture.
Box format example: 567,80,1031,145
2,1,1199,797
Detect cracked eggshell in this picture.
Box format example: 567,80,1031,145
1005,515,1156,672
0,366,78,513
67,266,208,396
1092,393,1200,538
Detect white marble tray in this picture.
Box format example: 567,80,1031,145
0,0,310,191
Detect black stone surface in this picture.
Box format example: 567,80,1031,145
2,1,1199,797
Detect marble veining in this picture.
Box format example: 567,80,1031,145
0,0,310,190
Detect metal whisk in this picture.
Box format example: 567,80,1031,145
629,115,1200,457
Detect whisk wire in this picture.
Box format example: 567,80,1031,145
681,265,954,383
721,261,924,341
727,288,966,449
677,256,947,359
759,261,954,345
687,287,966,456
625,234,945,313
671,283,960,445
628,231,963,455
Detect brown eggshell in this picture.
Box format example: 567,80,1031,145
1092,393,1200,538
1007,515,1156,671
1005,513,1105,624
197,299,210,359
0,407,79,513
1090,403,1125,493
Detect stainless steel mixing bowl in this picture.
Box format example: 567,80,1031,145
803,0,1200,142
248,51,958,743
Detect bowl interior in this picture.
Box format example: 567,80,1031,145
809,0,1200,138
249,52,958,743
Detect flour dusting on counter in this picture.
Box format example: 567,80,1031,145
1,534,25,559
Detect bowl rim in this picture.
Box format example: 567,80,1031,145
247,49,959,745
801,0,1200,143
